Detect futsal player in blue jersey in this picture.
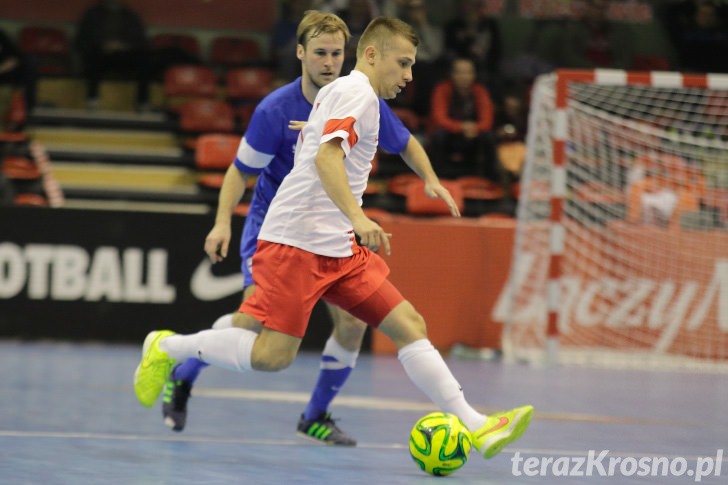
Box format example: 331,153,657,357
161,11,454,445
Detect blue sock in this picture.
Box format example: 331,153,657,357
303,337,358,420
173,358,209,383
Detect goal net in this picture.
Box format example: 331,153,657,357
499,69,728,371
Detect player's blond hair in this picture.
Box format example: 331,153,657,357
296,10,351,48
356,17,419,59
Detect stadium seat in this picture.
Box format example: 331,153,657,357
225,67,273,101
405,179,464,215
631,55,670,71
163,65,218,99
178,99,235,134
151,33,201,59
386,172,420,196
233,203,250,216
210,36,262,69
13,193,47,207
363,207,395,223
18,26,71,76
4,90,27,131
1,156,40,180
195,133,240,171
458,176,505,200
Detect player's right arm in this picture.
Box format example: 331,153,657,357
315,139,392,255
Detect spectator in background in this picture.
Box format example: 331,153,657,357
428,57,499,181
335,0,375,74
0,29,37,115
398,0,444,116
443,0,502,98
492,85,530,193
271,0,313,82
557,0,634,69
660,0,728,73
75,0,150,110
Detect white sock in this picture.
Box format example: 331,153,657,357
161,327,256,372
211,313,234,329
323,336,359,369
398,339,487,431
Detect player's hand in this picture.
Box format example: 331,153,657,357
288,120,307,131
352,215,392,256
424,181,461,217
204,223,231,263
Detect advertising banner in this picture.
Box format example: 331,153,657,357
0,207,335,348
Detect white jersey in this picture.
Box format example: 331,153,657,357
259,70,380,257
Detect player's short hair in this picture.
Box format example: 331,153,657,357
356,17,419,59
297,10,351,49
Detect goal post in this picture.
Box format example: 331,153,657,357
500,69,728,370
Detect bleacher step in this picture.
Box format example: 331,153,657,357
51,162,199,194
27,126,188,165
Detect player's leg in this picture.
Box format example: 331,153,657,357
297,303,365,446
161,303,261,431
135,242,321,409
162,252,259,431
376,297,533,459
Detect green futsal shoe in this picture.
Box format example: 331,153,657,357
471,405,534,459
134,330,176,408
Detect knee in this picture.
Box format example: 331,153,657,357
378,301,428,349
251,347,296,371
249,330,300,371
332,312,367,350
232,312,262,332
407,310,427,339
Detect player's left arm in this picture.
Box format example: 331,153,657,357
399,135,461,217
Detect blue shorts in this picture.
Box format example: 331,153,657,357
239,203,267,288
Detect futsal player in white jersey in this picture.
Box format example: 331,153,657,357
135,17,533,461
162,11,432,446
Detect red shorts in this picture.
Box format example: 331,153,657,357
240,241,404,338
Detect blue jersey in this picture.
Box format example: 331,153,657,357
235,77,410,286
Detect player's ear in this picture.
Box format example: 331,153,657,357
296,44,304,61
364,45,377,65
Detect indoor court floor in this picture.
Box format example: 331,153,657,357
1,340,726,484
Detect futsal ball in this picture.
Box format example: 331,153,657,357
409,412,472,476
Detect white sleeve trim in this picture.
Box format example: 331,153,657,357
237,137,275,169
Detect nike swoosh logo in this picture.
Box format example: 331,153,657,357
473,416,509,439
190,259,244,301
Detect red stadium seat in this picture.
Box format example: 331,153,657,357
163,65,218,99
151,33,201,59
363,207,395,223
2,156,41,180
18,26,71,76
178,99,235,134
226,67,273,101
14,193,47,207
210,36,262,69
4,90,27,130
195,133,240,170
458,176,505,200
631,55,670,71
386,173,420,196
405,179,464,215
